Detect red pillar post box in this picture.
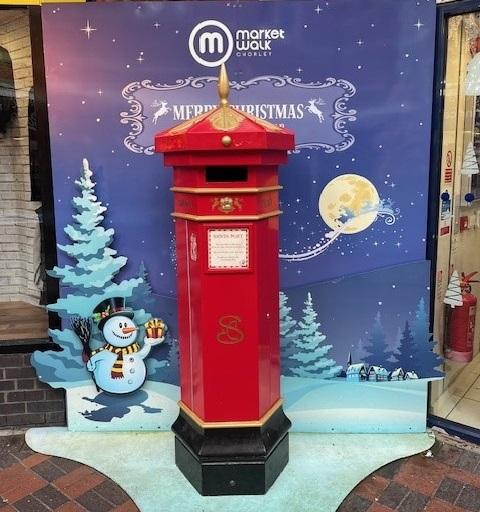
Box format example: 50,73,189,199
155,66,294,496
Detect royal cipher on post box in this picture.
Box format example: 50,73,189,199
155,65,295,496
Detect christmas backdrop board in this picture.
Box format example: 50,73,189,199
36,0,439,433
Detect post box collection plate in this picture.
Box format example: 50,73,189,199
207,227,250,270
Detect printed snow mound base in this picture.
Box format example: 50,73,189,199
26,427,435,512
282,377,431,433
62,377,430,433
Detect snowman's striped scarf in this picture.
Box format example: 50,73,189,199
91,342,141,379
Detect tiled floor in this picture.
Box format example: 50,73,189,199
431,353,480,429
338,433,480,512
1,431,480,512
0,434,138,512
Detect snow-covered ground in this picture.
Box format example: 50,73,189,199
66,381,180,432
282,376,428,433
63,376,429,433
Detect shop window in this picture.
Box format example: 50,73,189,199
0,10,48,343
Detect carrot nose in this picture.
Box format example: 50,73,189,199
122,327,136,335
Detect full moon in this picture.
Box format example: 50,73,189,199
319,174,380,234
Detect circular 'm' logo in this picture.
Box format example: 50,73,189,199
188,20,234,68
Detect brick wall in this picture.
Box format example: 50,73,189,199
0,353,65,428
0,10,43,305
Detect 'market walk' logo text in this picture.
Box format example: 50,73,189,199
189,19,286,67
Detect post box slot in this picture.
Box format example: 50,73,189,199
205,166,248,182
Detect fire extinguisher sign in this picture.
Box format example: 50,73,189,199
440,150,453,237
444,150,453,184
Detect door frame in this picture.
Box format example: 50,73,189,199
427,0,480,441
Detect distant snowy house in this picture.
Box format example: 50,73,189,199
367,366,389,382
389,368,405,381
405,371,419,380
346,363,367,381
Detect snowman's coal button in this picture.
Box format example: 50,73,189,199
128,379,133,384
129,368,135,374
129,357,134,362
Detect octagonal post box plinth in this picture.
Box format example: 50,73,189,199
155,66,294,496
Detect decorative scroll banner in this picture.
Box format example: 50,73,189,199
120,75,357,155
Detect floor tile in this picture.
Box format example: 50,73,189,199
31,460,65,482
397,490,428,511
394,457,446,495
11,495,50,512
378,482,409,509
464,376,480,402
355,475,390,501
434,444,463,467
1,471,46,504
432,391,463,418
112,503,139,512
56,502,88,512
447,369,479,398
455,483,480,511
455,450,480,473
76,489,114,512
424,498,469,512
94,481,130,507
447,397,480,428
447,465,480,488
0,453,18,470
375,459,404,480
434,477,464,503
33,484,69,510
50,457,83,474
367,505,394,512
20,454,49,469
58,471,106,500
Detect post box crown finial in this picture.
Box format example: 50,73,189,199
218,64,229,107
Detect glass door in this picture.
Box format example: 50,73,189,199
430,11,480,429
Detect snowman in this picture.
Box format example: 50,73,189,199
87,297,165,394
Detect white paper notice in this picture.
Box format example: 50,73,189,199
208,228,249,270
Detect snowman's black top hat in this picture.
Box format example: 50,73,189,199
92,297,134,330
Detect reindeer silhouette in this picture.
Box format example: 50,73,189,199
306,98,325,123
152,101,170,124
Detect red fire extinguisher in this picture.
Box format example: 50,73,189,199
446,272,478,362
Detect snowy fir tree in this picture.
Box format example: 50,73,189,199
354,337,371,362
413,297,429,351
129,261,155,310
364,312,387,367
395,321,417,372
461,142,480,176
289,292,342,379
50,159,126,291
385,326,401,365
412,297,444,377
279,291,298,376
31,159,150,387
148,334,179,385
465,53,480,95
444,270,463,308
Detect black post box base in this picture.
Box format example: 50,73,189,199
172,405,291,496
